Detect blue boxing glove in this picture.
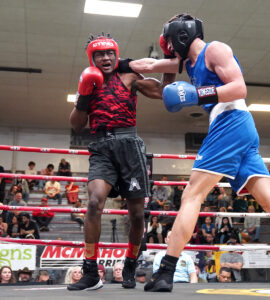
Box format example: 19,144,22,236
163,81,218,112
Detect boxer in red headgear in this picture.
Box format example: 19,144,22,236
68,34,164,292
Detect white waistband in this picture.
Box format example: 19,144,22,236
209,99,248,124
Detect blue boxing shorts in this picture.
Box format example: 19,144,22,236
192,108,270,195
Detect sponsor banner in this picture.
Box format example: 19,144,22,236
40,246,128,269
0,244,36,270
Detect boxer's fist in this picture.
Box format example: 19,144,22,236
78,67,103,96
159,35,176,59
163,81,218,113
75,67,103,111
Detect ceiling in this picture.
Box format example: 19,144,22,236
0,0,270,138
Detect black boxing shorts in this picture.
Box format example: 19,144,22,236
88,127,150,199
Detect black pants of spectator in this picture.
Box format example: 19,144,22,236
33,216,52,228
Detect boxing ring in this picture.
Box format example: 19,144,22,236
1,145,270,298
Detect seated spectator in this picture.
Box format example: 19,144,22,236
217,187,231,209
25,161,37,191
215,207,233,230
0,166,6,203
0,214,8,237
64,266,82,284
153,231,197,283
12,175,29,203
5,185,18,204
71,199,85,230
110,262,124,283
58,159,72,177
7,214,20,238
248,197,263,212
161,175,172,200
150,184,168,210
36,270,51,283
39,164,54,191
194,263,207,283
0,266,16,284
215,217,234,244
189,224,200,245
19,213,40,239
18,267,33,282
216,267,232,282
172,185,184,211
242,205,261,242
204,252,216,282
32,198,54,232
220,239,243,282
159,201,175,241
146,216,163,244
201,216,215,244
233,195,248,213
44,180,62,204
65,182,79,204
135,269,146,283
98,264,106,284
9,192,26,207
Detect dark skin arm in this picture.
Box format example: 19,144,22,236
70,109,88,133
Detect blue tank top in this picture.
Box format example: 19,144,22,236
185,43,241,114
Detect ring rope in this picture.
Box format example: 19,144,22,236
0,173,231,188
1,144,270,163
1,237,268,251
1,205,269,218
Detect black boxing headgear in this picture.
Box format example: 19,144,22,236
163,14,203,73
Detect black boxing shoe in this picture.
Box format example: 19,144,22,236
67,259,103,291
144,256,175,292
122,257,137,289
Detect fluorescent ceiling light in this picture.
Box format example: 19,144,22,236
84,0,142,18
67,94,76,103
248,104,270,112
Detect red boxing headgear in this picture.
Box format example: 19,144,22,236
86,37,119,70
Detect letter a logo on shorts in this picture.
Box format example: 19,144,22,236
129,178,141,191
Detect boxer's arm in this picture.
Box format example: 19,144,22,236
206,41,247,102
134,76,163,99
129,57,180,74
70,109,88,133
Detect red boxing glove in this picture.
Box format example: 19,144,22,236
78,67,103,95
159,34,176,58
75,67,103,111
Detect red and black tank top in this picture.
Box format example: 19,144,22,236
88,72,137,134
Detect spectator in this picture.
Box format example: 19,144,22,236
44,180,62,204
248,197,263,212
32,198,54,232
217,187,231,209
65,182,79,204
5,185,18,204
147,216,163,244
189,224,200,245
172,185,184,211
36,270,51,283
111,262,124,283
0,166,6,203
220,239,243,282
215,207,233,230
58,159,72,177
7,215,20,238
98,264,106,283
39,164,54,191
233,196,248,213
0,214,8,237
9,192,26,207
25,161,37,191
153,231,197,283
19,212,40,239
18,267,33,282
150,184,168,210
216,267,232,283
64,266,82,284
194,263,207,283
12,175,29,203
215,217,234,244
135,269,146,283
160,201,175,241
201,216,216,244
161,175,172,200
71,199,85,230
243,205,261,242
0,266,16,284
204,251,216,282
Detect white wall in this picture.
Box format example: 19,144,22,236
0,126,269,175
